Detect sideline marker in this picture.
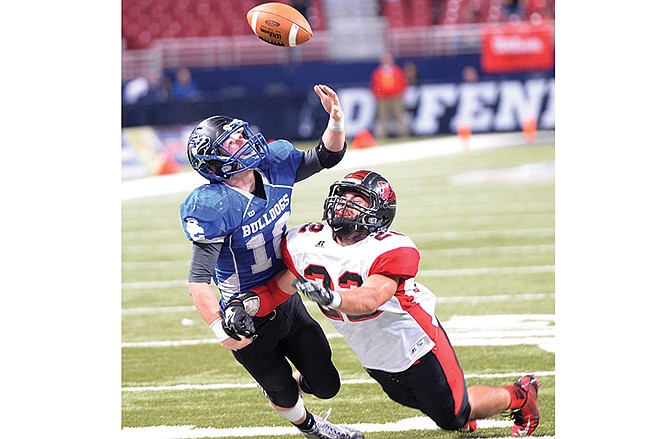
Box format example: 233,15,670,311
523,118,537,143
155,151,181,175
352,129,377,149
457,123,471,151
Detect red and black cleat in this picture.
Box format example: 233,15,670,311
510,375,540,437
459,420,477,433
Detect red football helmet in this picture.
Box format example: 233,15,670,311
323,170,397,236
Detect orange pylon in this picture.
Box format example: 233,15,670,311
352,129,377,149
156,151,181,175
523,118,537,143
457,123,471,151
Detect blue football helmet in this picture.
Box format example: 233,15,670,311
187,116,269,182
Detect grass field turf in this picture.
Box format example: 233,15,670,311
122,137,555,438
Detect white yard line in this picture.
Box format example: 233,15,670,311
122,293,554,315
123,371,555,393
419,265,555,277
123,314,556,353
121,369,556,437
122,265,555,290
121,245,554,269
120,416,555,438
122,227,555,246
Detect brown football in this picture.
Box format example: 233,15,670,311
246,2,313,47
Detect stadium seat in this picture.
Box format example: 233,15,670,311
381,0,406,28
122,0,329,50
409,0,433,27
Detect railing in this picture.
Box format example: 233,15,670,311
122,20,553,81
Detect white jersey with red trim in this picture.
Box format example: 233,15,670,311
282,222,440,373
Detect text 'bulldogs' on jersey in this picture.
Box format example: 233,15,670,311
180,140,304,305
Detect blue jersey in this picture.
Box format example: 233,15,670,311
179,140,304,305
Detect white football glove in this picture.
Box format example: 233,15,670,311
291,278,342,309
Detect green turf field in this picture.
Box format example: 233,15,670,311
122,137,555,438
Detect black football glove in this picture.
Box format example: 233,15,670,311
222,300,256,341
291,278,341,308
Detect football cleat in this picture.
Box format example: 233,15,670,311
300,408,365,439
459,420,477,432
510,375,540,437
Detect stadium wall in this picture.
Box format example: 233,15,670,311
122,54,554,179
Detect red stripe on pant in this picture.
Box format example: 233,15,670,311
432,324,466,416
402,295,466,417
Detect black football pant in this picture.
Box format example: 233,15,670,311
232,294,340,408
364,322,471,430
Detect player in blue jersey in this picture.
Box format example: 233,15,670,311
179,84,364,439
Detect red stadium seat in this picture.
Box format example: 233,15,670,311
381,0,405,28
122,0,329,49
409,0,433,27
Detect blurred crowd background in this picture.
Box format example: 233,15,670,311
121,0,555,178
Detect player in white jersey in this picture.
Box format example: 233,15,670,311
223,170,541,436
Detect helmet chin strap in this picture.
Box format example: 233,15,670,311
331,223,369,244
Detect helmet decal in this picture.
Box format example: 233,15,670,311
344,170,372,181
188,133,211,155
377,180,396,202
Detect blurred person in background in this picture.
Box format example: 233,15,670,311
462,65,479,83
171,67,201,101
403,61,419,87
137,70,169,104
369,52,410,140
123,75,149,104
225,169,542,437
179,84,364,439
503,0,524,20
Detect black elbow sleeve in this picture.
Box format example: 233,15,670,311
315,140,347,169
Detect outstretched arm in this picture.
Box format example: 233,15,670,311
314,84,345,152
293,274,399,315
295,84,347,182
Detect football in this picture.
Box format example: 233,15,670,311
246,2,313,47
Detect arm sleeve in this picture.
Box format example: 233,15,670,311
295,140,347,182
187,241,223,283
